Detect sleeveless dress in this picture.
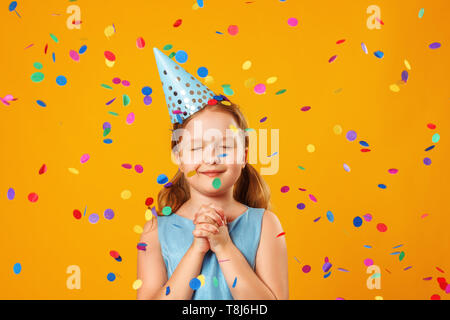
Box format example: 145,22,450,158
156,205,265,300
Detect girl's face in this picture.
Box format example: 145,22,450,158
174,108,247,196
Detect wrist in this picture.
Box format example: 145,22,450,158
189,243,207,257
214,241,235,258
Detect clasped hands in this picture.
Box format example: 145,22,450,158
191,203,232,254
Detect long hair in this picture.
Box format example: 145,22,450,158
156,99,272,216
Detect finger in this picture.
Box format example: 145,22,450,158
192,230,212,238
202,209,224,227
207,205,225,222
195,223,219,234
194,215,219,227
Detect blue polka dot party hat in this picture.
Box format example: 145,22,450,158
153,47,225,124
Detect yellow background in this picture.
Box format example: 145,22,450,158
1,0,449,299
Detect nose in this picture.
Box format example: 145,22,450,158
203,144,220,165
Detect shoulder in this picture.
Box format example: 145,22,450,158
261,209,283,232
140,217,160,243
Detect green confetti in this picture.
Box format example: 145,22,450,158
49,33,59,43
123,94,131,106
163,44,173,50
212,178,221,189
33,62,43,70
168,52,176,59
298,165,305,170
103,127,111,137
108,111,119,116
275,89,286,95
101,84,113,89
162,206,172,216
399,251,405,261
31,72,45,83
213,276,218,287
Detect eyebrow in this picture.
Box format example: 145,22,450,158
191,137,231,142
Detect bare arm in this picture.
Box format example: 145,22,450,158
214,210,289,300
136,218,207,300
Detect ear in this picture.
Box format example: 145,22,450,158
172,150,183,170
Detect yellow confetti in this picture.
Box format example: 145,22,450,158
68,168,79,175
145,209,153,221
266,76,277,84
306,144,315,153
244,78,256,88
132,279,143,290
104,25,115,38
197,274,205,287
204,75,214,85
134,225,143,234
375,296,383,300
404,59,411,70
333,125,342,135
192,2,199,10
389,84,400,92
229,124,238,133
221,100,231,106
242,60,252,70
187,170,197,178
121,190,131,200
105,59,115,68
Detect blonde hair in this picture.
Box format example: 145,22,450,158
156,99,272,216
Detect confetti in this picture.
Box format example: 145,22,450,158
189,278,201,290
121,190,131,200
157,174,169,184
374,51,384,59
228,25,239,36
107,273,116,282
302,265,311,273
197,67,208,78
306,144,315,153
297,203,306,210
31,72,45,83
136,37,145,49
429,42,441,49
377,223,387,232
28,192,38,203
326,211,334,222
36,100,46,107
133,225,143,234
88,213,99,224
175,50,188,63
276,232,286,238
73,209,81,220
7,188,15,200
173,19,182,27
165,286,170,295
162,206,172,216
287,17,298,27
212,178,221,189
423,157,432,166
346,130,357,141
328,55,337,63
254,83,266,94
432,133,440,143
353,216,363,227
280,186,290,193
242,60,252,70
132,279,143,290
56,75,67,86
418,8,425,18
13,263,22,274
104,209,114,220
80,154,90,164
361,42,368,54
232,276,237,288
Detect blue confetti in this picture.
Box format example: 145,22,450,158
189,278,201,290
374,51,384,59
232,277,237,288
36,100,46,107
353,216,363,227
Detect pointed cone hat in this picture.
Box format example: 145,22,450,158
153,47,226,124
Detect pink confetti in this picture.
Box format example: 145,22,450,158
80,154,90,164
328,55,337,63
134,164,143,173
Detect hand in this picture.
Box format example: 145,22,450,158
193,204,232,254
191,203,224,254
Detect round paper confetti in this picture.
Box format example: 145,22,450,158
353,216,363,227
88,213,99,224
388,168,398,174
287,17,298,26
212,178,221,189
343,163,351,172
28,192,38,202
56,75,67,86
165,286,170,295
104,209,114,220
175,50,188,63
423,157,432,166
328,55,337,63
374,51,384,58
197,67,208,78
36,100,46,107
31,72,45,83
346,130,357,141
390,84,400,92
297,203,305,210
429,42,441,49
104,51,116,61
333,125,342,135
306,144,315,153
7,188,15,200
136,37,145,49
254,83,266,94
126,112,135,124
364,259,374,267
326,211,334,222
432,133,440,143
107,273,116,282
79,45,87,54
418,8,425,18
133,225,143,234
280,186,290,193
361,42,368,54
302,265,311,273
162,206,172,216
157,174,169,184
13,263,21,275
141,86,152,95
143,95,152,105
134,164,143,173
69,50,80,62
242,60,252,70
227,25,239,35
377,223,387,232
33,62,43,70
132,279,143,290
73,209,81,219
189,278,201,290
121,190,131,200
80,154,90,163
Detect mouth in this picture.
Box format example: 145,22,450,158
199,171,225,177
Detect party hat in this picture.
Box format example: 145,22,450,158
153,47,224,124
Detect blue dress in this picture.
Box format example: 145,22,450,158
156,205,265,300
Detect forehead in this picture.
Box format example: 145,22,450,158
184,108,238,135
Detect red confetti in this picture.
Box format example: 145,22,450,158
73,209,82,220
336,39,346,44
44,43,48,54
427,123,436,130
361,148,371,152
436,267,445,273
377,223,387,232
28,192,39,203
145,197,154,206
39,164,47,175
136,37,145,49
430,294,440,300
110,250,120,259
173,19,182,27
276,232,286,238
104,51,116,61
208,99,217,105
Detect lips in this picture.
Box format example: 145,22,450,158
200,171,225,177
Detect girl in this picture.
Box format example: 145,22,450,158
136,48,288,300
